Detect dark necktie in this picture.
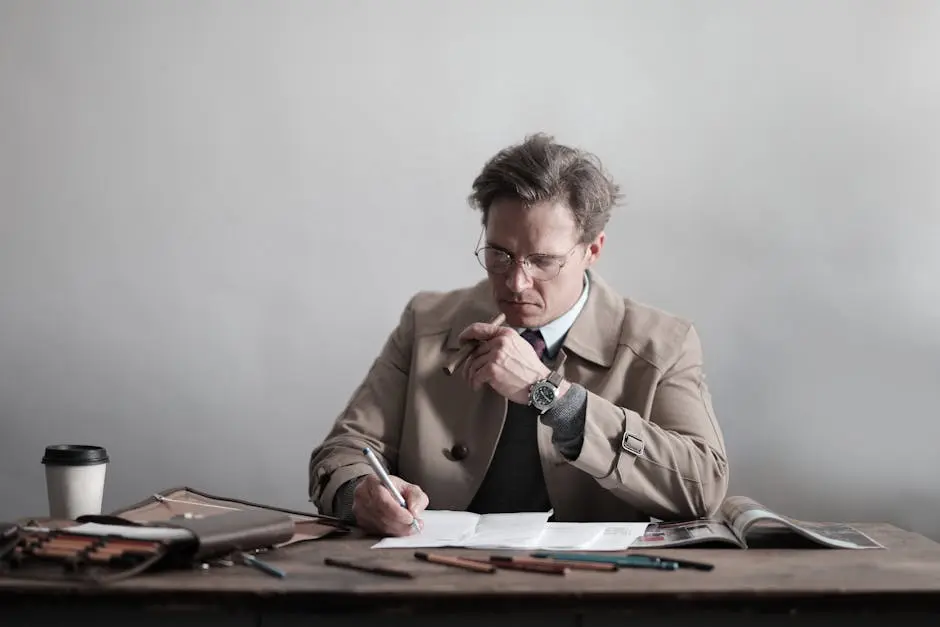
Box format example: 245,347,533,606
520,328,547,362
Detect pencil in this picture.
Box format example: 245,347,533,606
324,557,415,579
464,556,569,575
442,312,506,375
491,560,569,575
490,555,617,572
415,551,496,573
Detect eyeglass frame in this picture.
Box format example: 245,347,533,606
473,229,582,282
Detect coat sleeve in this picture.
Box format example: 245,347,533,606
307,298,416,515
567,324,730,520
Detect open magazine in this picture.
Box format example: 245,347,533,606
632,496,884,549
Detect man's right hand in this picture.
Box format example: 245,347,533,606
352,474,429,537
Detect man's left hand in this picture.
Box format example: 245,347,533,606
458,322,551,405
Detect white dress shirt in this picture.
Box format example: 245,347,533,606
515,273,590,359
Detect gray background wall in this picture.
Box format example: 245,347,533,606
1,1,938,540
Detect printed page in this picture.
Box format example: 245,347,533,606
772,519,884,549
721,496,884,549
720,495,777,542
371,510,482,548
630,519,743,548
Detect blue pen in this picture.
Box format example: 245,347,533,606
363,447,420,533
531,552,679,570
239,552,287,578
548,552,713,571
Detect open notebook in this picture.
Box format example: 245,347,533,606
371,511,650,551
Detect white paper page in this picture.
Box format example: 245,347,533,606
534,522,606,550
370,513,646,551
578,523,651,551
65,523,194,542
371,510,481,548
460,511,552,548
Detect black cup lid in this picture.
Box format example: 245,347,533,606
41,445,109,466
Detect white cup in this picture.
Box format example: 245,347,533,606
41,444,109,519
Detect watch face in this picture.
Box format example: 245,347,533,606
532,383,556,409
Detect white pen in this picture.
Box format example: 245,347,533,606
362,446,420,533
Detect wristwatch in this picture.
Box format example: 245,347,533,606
529,370,564,414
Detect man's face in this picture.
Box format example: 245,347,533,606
482,198,604,328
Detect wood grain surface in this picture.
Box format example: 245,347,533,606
2,523,940,614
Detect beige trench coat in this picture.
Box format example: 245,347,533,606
309,270,729,522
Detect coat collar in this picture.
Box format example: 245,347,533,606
560,269,624,367
443,269,624,368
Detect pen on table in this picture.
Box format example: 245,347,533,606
626,553,715,571
324,557,415,579
490,555,617,572
238,552,287,579
490,560,569,575
362,446,420,533
442,312,506,375
415,551,496,573
530,552,680,571
463,556,568,575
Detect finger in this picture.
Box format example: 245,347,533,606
361,503,416,538
376,490,417,527
386,518,418,537
466,340,497,382
415,495,429,515
374,497,420,536
466,353,488,390
470,360,496,391
463,348,481,384
402,484,429,514
462,345,481,382
457,322,503,343
359,505,414,538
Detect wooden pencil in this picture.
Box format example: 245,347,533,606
415,551,496,573
490,555,617,572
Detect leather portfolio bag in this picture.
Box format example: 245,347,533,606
1,508,296,584
2,486,349,584
108,485,349,546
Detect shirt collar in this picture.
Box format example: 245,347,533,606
516,273,590,358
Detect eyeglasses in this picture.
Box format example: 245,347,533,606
474,231,580,282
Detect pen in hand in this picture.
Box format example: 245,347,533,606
362,446,421,533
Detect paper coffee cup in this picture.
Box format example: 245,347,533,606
41,444,109,519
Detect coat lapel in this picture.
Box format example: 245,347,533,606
432,280,507,510
442,280,500,352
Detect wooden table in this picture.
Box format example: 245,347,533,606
2,523,940,626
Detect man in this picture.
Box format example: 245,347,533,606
308,134,729,537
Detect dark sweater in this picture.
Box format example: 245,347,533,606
331,383,588,521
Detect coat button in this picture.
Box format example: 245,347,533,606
450,443,469,460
